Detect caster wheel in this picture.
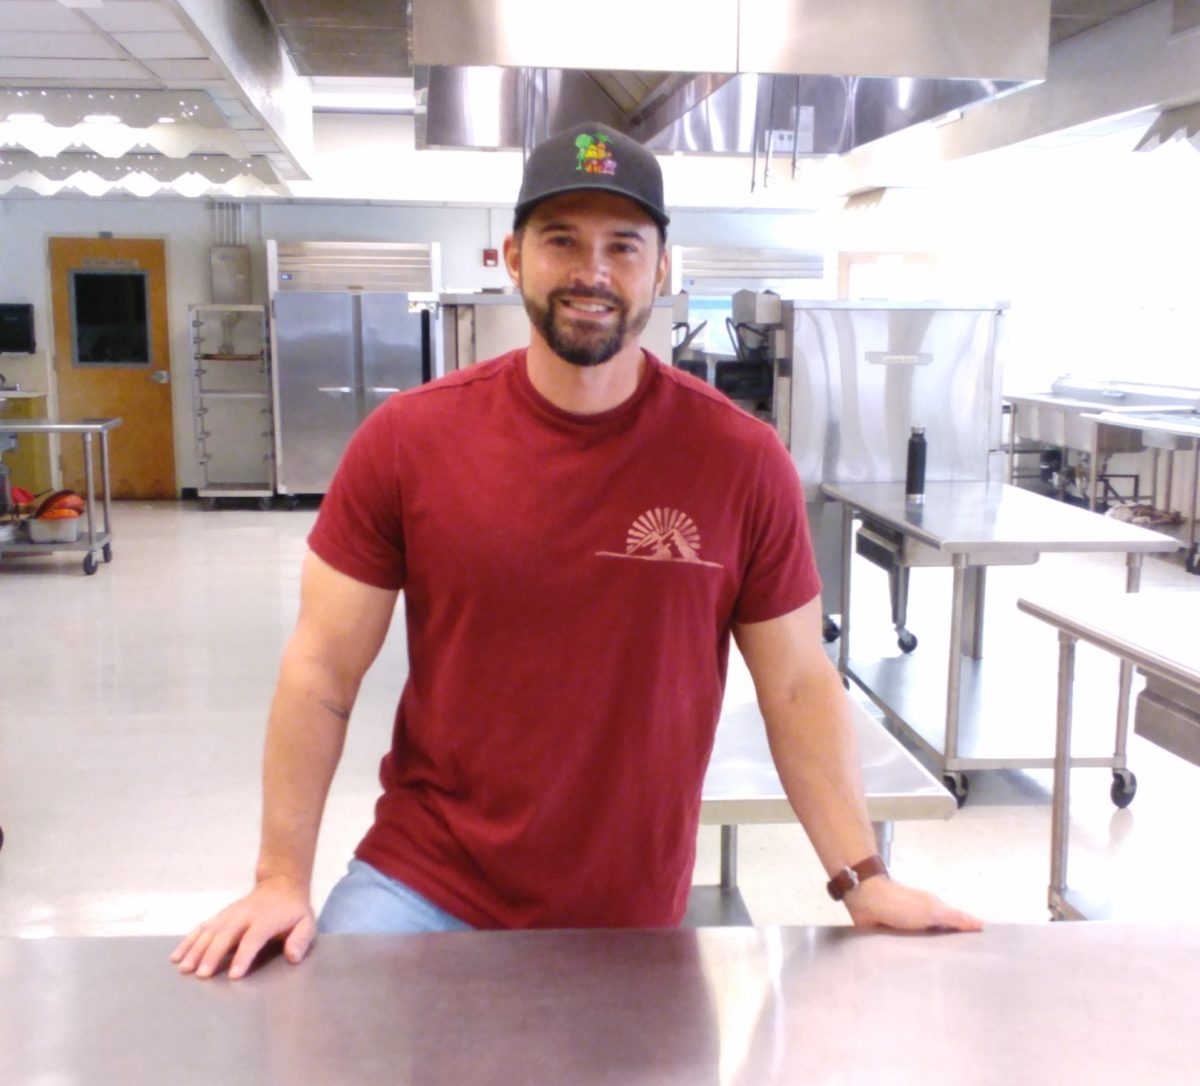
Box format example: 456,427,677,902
102,542,113,563
897,629,918,653
1110,770,1137,809
943,773,969,808
822,616,840,644
82,552,98,575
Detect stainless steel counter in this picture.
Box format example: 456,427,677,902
1017,592,1200,920
693,648,955,923
5,924,1199,1084
819,481,1178,805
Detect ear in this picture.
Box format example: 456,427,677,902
654,241,670,298
502,233,521,287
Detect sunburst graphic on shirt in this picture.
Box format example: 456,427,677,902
597,507,723,568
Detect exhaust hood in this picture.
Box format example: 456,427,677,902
411,0,1051,155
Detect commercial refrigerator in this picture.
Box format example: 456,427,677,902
269,291,430,495
769,299,1007,641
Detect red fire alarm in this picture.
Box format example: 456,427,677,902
482,248,498,267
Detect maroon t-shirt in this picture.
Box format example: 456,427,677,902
308,349,820,929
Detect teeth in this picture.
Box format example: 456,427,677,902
571,302,610,312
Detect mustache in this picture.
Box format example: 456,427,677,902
548,285,625,309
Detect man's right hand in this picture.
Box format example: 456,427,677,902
170,876,316,980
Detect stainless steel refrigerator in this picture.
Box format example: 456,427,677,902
270,291,429,495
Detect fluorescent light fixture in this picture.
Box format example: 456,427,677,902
7,113,46,124
157,117,176,124
83,114,121,125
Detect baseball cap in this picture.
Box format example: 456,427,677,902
514,122,669,233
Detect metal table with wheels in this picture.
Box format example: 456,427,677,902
1016,592,1200,921
688,647,956,925
0,417,121,575
820,481,1178,807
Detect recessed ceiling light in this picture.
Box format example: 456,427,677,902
83,114,121,125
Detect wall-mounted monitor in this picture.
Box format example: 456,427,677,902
0,303,35,354
69,270,150,367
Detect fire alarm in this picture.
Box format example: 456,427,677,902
482,248,498,267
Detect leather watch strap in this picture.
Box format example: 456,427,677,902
826,854,889,901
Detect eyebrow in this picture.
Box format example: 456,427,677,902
534,221,648,242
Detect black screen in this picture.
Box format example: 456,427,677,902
70,271,150,366
0,304,35,354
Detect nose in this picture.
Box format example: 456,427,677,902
567,240,613,289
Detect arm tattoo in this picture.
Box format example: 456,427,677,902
319,699,351,722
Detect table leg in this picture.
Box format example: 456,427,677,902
100,430,113,536
943,554,969,766
1111,552,1144,766
838,502,854,673
1049,630,1078,917
82,432,97,546
719,826,738,891
1088,424,1100,511
872,821,894,867
963,565,987,659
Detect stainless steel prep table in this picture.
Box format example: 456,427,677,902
1016,593,1200,921
1086,408,1200,573
820,481,1178,804
0,416,121,575
692,648,955,924
6,924,1200,1085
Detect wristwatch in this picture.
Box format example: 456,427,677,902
826,854,889,901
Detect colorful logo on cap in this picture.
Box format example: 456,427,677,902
575,132,617,176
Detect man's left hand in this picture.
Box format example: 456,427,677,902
843,875,984,932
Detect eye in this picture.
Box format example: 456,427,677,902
545,234,574,248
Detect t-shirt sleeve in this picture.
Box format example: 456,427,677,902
732,429,822,624
307,400,407,591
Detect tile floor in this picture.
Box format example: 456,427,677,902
1,500,1198,938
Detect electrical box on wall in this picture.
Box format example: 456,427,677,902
482,249,498,267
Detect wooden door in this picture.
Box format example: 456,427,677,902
48,236,175,498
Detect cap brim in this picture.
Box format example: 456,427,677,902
514,183,670,230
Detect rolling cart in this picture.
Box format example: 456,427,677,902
0,417,121,575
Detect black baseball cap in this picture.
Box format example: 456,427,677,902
514,122,670,233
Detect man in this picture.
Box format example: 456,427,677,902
173,122,980,981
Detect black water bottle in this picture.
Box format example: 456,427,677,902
905,426,926,505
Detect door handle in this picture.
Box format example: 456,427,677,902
149,370,170,385
368,386,401,394
317,386,354,394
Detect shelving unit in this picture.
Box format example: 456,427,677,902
189,304,274,509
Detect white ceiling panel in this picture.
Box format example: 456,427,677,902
0,58,150,78
112,32,210,60
0,32,126,59
84,1,187,34
141,58,226,81
0,2,91,33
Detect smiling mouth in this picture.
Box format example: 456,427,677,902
558,297,617,318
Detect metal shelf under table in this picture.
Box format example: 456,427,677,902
0,417,121,575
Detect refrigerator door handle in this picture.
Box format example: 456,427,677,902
317,386,354,394
368,386,402,394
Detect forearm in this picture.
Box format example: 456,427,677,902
760,660,878,877
254,640,357,888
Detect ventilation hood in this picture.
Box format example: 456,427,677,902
411,0,1052,155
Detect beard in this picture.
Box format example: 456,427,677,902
523,285,653,368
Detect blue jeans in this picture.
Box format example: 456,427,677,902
318,858,474,934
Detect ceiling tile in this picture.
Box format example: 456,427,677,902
0,2,93,33
85,1,187,34
111,32,210,60
0,32,126,59
0,58,151,78
140,58,226,80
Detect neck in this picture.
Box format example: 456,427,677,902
524,332,647,415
